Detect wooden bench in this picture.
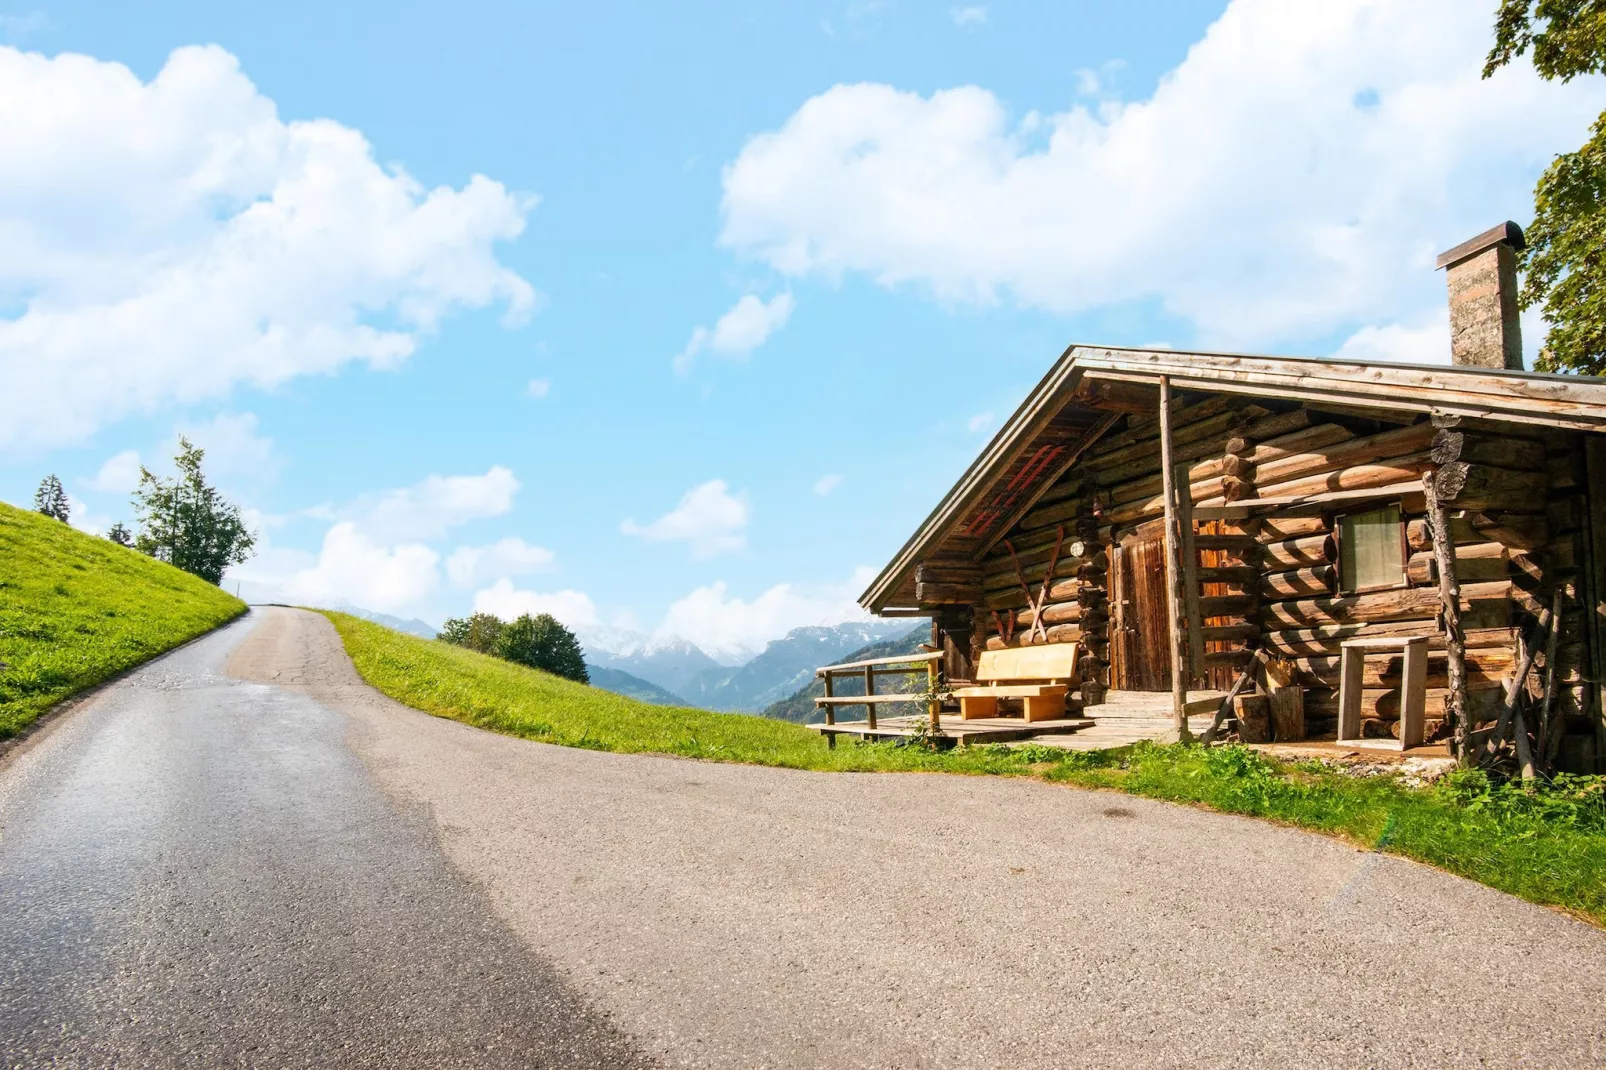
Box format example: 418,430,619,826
951,645,1080,723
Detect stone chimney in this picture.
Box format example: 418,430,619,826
1435,221,1525,370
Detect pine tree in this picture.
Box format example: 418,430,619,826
106,522,132,546
131,437,256,585
34,475,70,523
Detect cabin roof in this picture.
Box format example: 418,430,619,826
860,344,1606,614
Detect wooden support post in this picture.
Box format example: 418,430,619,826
1201,652,1260,744
1488,599,1553,762
1540,589,1565,769
1515,706,1537,781
1337,644,1366,743
1176,457,1205,683
1423,462,1472,766
927,660,940,730
864,665,876,731
1399,637,1428,749
1158,376,1193,741
823,672,836,749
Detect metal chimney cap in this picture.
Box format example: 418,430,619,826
1435,221,1526,270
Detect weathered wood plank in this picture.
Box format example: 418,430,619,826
1260,580,1512,629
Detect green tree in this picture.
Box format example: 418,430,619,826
105,522,132,547
1485,0,1606,374
34,475,69,523
494,613,590,683
438,612,506,654
131,437,256,585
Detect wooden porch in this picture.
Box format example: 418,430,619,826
809,689,1228,749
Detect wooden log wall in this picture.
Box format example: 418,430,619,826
1246,416,1562,742
921,393,1594,760
974,475,1110,708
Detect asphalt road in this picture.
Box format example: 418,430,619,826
0,613,649,1069
4,607,1605,1068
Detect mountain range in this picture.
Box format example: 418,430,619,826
762,625,931,723
582,620,919,713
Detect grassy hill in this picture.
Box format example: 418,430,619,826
321,610,925,771
763,623,928,723
0,501,247,740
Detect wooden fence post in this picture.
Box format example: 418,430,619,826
864,665,876,731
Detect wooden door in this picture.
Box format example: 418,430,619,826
1111,520,1171,692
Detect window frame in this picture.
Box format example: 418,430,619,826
1333,502,1409,596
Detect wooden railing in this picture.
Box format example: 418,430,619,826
814,651,944,735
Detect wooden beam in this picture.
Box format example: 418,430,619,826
1072,349,1606,431
1158,376,1192,740
1200,653,1260,744
817,651,945,675
972,412,1121,560
860,357,1086,612
1191,481,1426,520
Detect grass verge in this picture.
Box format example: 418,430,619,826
0,501,246,739
324,610,1606,926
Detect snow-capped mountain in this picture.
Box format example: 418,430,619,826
585,620,918,713
580,630,731,699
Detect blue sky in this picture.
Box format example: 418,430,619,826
1,0,1601,657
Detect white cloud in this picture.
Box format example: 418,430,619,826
719,0,1605,351
87,448,143,493
65,494,110,535
967,411,994,433
620,478,750,558
1333,310,1450,365
344,465,519,542
673,293,795,374
951,6,987,26
172,412,278,485
446,536,556,587
0,44,534,452
283,522,439,613
813,473,843,496
527,377,551,398
656,566,877,661
473,578,599,630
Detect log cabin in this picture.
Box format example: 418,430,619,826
854,223,1606,773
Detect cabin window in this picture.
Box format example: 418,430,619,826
1337,504,1405,594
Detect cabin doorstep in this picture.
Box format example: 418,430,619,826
854,223,1606,773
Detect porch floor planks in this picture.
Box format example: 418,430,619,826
807,690,1229,749
808,714,1095,746
1015,714,1214,752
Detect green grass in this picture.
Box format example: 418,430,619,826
325,610,1606,926
0,501,246,738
